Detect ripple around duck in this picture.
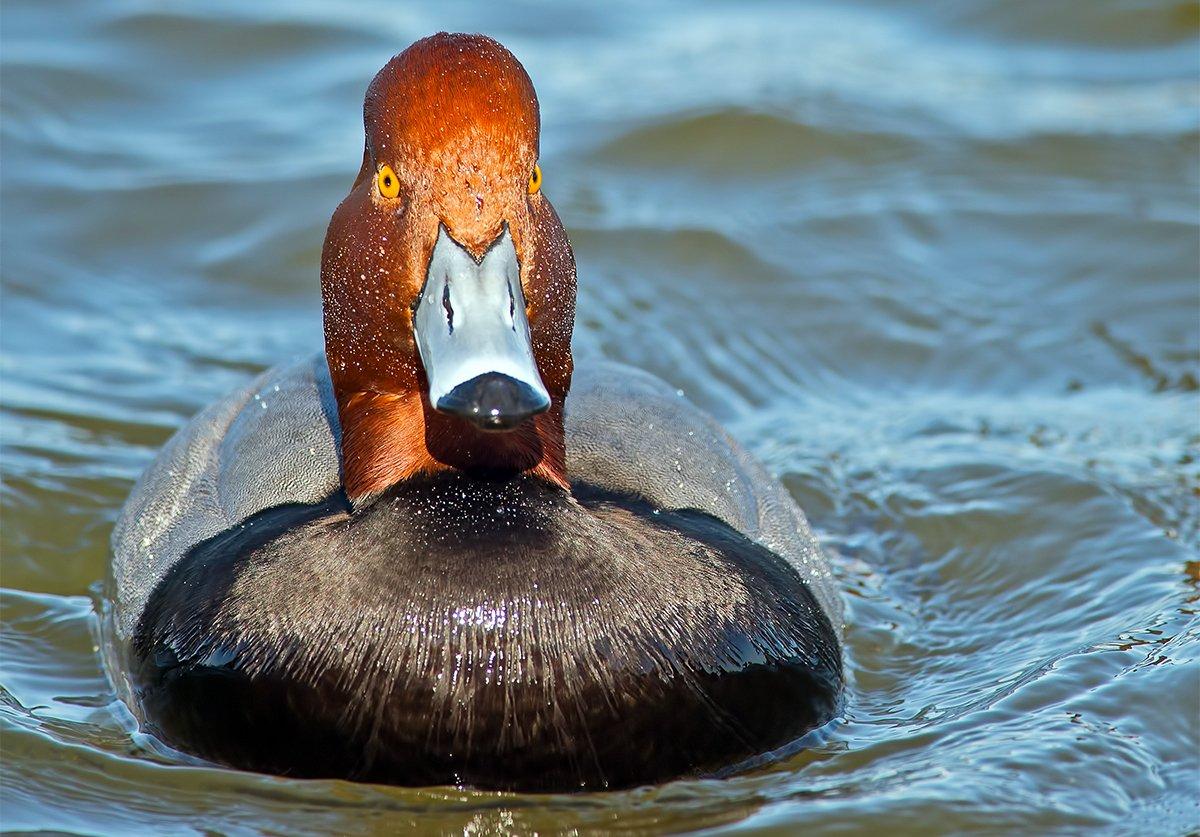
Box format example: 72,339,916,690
741,391,1199,829
587,109,922,175
906,0,1200,48
98,9,373,66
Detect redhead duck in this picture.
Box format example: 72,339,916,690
107,33,842,791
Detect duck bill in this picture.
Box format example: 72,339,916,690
413,225,551,432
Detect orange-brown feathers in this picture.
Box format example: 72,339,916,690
321,33,576,499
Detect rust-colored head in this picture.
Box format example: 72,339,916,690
322,33,577,500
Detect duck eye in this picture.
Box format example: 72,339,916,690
377,165,400,199
528,164,542,195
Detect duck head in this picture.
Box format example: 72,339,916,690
322,33,577,500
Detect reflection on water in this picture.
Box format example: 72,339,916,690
2,0,1198,833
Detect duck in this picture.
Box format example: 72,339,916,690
106,32,843,792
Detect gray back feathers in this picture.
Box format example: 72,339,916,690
110,355,841,639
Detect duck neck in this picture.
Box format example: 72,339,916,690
332,385,570,500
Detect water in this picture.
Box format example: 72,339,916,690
2,1,1198,833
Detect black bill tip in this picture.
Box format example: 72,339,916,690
435,372,551,431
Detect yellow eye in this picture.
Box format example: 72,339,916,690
377,165,400,199
528,163,542,195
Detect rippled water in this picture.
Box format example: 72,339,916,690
3,1,1198,833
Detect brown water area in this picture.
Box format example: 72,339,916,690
2,1,1198,833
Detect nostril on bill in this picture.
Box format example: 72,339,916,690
441,283,454,334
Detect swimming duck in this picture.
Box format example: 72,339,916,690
107,33,842,791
